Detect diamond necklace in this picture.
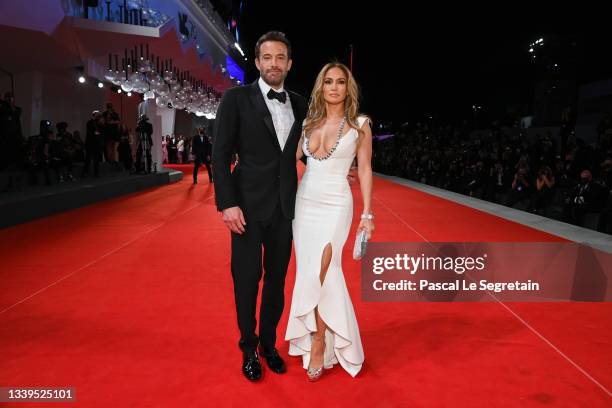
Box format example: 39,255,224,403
305,116,347,161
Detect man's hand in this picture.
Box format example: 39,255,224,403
347,165,358,185
222,206,246,234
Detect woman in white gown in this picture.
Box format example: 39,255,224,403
285,62,374,381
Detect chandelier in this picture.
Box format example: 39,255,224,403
103,44,221,118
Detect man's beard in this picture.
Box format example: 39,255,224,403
262,69,286,87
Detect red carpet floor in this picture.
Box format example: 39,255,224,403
0,163,610,407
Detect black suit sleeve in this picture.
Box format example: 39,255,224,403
296,100,308,167
212,89,239,211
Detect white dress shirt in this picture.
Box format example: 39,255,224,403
258,77,295,151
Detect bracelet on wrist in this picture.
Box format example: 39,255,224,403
360,213,374,220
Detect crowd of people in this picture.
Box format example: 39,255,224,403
0,95,161,189
23,102,141,183
161,134,191,164
3,87,612,235
0,87,215,191
372,115,612,234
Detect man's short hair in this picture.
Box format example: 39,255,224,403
255,31,291,59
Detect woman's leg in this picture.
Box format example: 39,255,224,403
310,243,333,369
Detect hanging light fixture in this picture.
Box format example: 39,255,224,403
105,45,224,117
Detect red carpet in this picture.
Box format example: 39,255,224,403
0,163,610,407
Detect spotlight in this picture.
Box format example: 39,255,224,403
117,89,122,94
127,92,132,97
234,42,245,57
76,66,86,83
97,82,104,88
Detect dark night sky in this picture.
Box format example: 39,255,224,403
215,2,611,126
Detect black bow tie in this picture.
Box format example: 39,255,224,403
267,88,287,104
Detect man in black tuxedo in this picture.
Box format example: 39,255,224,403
82,111,104,178
191,127,213,184
212,31,308,381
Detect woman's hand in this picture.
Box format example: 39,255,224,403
358,218,375,239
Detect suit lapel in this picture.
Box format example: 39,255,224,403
250,81,281,153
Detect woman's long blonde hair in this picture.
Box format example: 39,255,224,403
303,62,368,145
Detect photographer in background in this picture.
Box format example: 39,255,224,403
117,124,133,172
483,160,510,204
102,102,120,166
505,164,531,208
531,165,555,215
563,169,607,226
47,130,66,182
26,120,53,185
135,114,153,174
82,111,104,178
56,122,76,181
0,91,24,170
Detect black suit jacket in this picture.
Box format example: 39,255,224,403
192,134,211,159
212,80,308,221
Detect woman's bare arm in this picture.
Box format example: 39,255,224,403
356,118,374,238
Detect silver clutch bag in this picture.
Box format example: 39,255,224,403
352,229,368,260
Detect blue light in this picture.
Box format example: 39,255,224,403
226,55,244,83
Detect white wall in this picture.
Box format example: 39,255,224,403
141,99,175,170
41,71,107,137
6,70,107,138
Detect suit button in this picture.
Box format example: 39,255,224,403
277,175,280,179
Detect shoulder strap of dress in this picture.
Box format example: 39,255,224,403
357,115,368,128
301,119,307,137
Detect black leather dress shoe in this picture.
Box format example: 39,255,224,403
258,346,286,374
242,350,262,381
